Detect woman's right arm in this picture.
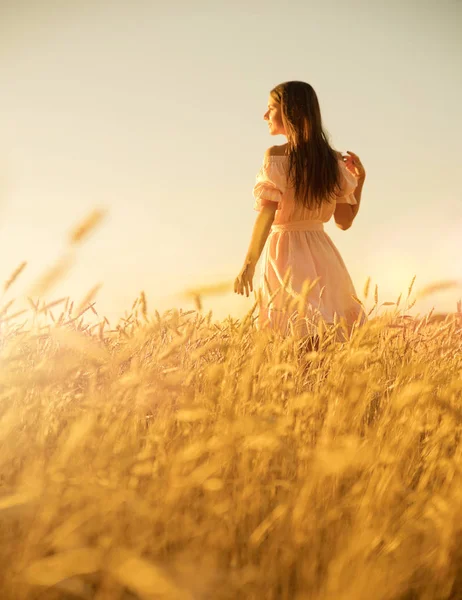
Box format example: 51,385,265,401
342,151,366,224
335,177,364,229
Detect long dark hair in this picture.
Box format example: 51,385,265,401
270,81,343,210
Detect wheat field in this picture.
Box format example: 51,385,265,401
0,247,461,599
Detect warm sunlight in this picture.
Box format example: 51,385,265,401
0,2,461,598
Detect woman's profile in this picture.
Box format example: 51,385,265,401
234,81,367,346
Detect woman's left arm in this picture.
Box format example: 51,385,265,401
234,204,278,296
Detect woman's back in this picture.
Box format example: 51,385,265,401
253,149,360,226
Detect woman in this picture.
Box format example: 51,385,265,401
234,81,367,344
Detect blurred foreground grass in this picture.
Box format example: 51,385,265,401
0,282,461,600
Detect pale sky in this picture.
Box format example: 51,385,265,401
1,0,461,325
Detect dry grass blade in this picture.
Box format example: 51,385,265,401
0,489,39,510
66,302,97,325
27,297,39,312
29,254,74,296
182,280,233,298
249,505,288,547
107,548,194,600
0,308,28,323
297,276,322,314
193,293,202,311
38,297,68,314
407,298,417,310
407,274,417,299
49,326,109,363
3,261,27,293
0,298,15,319
363,276,371,300
416,280,461,300
25,548,104,587
139,290,148,320
351,294,364,307
69,209,106,245
176,408,209,422
180,280,235,312
157,323,195,361
74,284,102,316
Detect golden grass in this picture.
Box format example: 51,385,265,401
69,209,107,245
3,260,27,294
0,241,461,598
416,280,462,300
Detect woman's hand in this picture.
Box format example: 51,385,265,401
234,260,255,297
343,151,366,181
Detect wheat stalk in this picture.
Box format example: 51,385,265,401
3,261,27,293
69,209,106,245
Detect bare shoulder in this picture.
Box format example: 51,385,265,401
264,145,342,158
264,144,289,158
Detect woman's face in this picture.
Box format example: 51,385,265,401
264,95,286,136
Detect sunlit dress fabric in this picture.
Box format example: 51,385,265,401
253,154,367,342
